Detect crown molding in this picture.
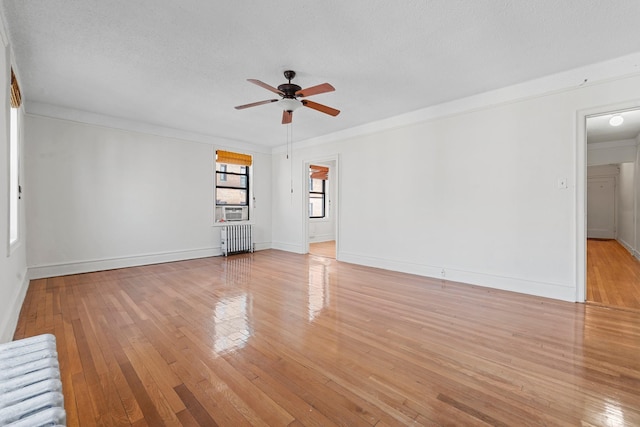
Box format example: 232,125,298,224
273,52,640,154
588,138,638,151
25,102,272,155
0,8,7,47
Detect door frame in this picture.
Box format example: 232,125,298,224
577,100,640,303
302,154,340,258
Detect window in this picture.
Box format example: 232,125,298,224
216,163,248,205
309,165,328,219
215,150,252,222
9,68,21,248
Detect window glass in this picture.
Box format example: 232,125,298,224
216,188,248,205
216,173,247,188
308,169,326,219
309,196,324,218
309,178,324,193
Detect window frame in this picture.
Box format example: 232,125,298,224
308,176,326,219
215,163,249,207
8,105,20,252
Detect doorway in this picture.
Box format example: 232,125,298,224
585,107,640,310
304,157,338,259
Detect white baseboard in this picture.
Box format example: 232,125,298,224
28,242,275,280
254,242,272,251
0,273,30,343
339,251,442,277
587,230,615,239
28,247,221,280
309,235,335,243
271,241,305,254
339,251,576,302
617,238,636,256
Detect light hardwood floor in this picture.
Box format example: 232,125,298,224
587,238,640,310
309,240,336,259
14,250,640,426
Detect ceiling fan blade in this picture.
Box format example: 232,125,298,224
302,100,340,116
295,83,335,98
234,99,279,110
282,110,293,124
247,79,284,95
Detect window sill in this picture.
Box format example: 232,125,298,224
212,221,254,227
309,217,330,222
6,239,20,258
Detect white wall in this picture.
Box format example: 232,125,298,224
588,139,637,166
273,73,640,302
0,24,29,342
24,115,272,278
617,162,635,252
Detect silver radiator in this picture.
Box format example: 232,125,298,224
221,224,254,256
0,334,66,426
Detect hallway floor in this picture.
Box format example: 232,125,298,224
309,240,336,259
587,239,640,310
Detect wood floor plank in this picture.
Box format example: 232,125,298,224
12,249,640,426
175,409,201,427
72,371,98,427
174,384,220,427
123,338,186,415
172,361,251,427
120,360,166,427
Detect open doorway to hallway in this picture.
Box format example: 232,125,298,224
586,108,640,310
305,158,338,259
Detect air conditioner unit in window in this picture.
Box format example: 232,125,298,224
223,206,248,221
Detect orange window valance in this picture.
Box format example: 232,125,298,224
216,150,252,166
10,68,21,108
310,165,329,180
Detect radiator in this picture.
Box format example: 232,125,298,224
0,334,66,426
221,224,254,256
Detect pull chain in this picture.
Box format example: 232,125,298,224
290,123,294,196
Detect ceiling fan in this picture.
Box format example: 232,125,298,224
235,70,340,124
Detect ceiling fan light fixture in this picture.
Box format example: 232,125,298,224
609,115,624,127
235,70,339,124
279,98,302,112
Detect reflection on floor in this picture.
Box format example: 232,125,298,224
309,240,335,259
15,250,640,425
587,238,640,310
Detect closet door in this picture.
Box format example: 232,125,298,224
587,177,616,239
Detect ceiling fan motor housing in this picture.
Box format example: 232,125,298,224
277,83,302,98
279,70,300,99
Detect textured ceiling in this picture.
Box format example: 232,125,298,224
2,1,640,147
